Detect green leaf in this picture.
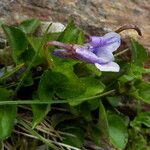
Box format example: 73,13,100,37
18,18,40,34
107,96,121,107
51,113,74,128
0,88,17,140
77,31,85,44
27,36,42,51
55,71,85,99
32,70,76,127
88,125,101,145
51,61,86,100
58,20,84,44
108,114,128,149
38,70,68,100
27,34,57,67
119,74,135,83
71,101,94,121
81,77,104,97
128,65,144,79
0,105,17,140
74,63,101,78
131,38,148,66
56,80,85,99
119,65,143,85
130,112,150,130
62,127,85,148
130,80,150,104
98,101,109,142
31,104,50,128
69,77,104,105
32,70,56,127
80,102,93,121
20,47,44,67
38,69,84,100
0,88,13,100
22,71,33,87
2,25,28,64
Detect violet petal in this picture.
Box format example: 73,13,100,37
90,32,121,52
95,62,120,72
102,32,121,52
75,46,109,64
94,48,114,62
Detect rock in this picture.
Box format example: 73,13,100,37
0,0,149,51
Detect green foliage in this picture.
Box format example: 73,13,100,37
126,129,148,150
108,114,128,149
31,104,50,128
69,77,104,106
98,101,109,142
62,127,85,148
130,80,150,103
18,18,40,34
131,112,150,130
131,38,148,66
0,18,150,149
0,105,17,140
57,20,85,44
0,88,17,140
2,25,28,64
0,88,13,100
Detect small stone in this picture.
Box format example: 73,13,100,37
40,21,65,34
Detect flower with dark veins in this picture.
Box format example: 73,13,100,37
47,32,121,72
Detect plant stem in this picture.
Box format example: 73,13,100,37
47,41,73,50
115,24,142,36
114,48,129,57
69,90,116,104
0,100,67,105
0,90,115,105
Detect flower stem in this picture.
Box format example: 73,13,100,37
116,24,142,36
0,100,68,105
69,90,116,104
47,41,73,50
0,90,115,105
114,48,129,57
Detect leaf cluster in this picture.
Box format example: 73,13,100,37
0,19,149,150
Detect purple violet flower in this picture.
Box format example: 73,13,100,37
49,32,121,72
